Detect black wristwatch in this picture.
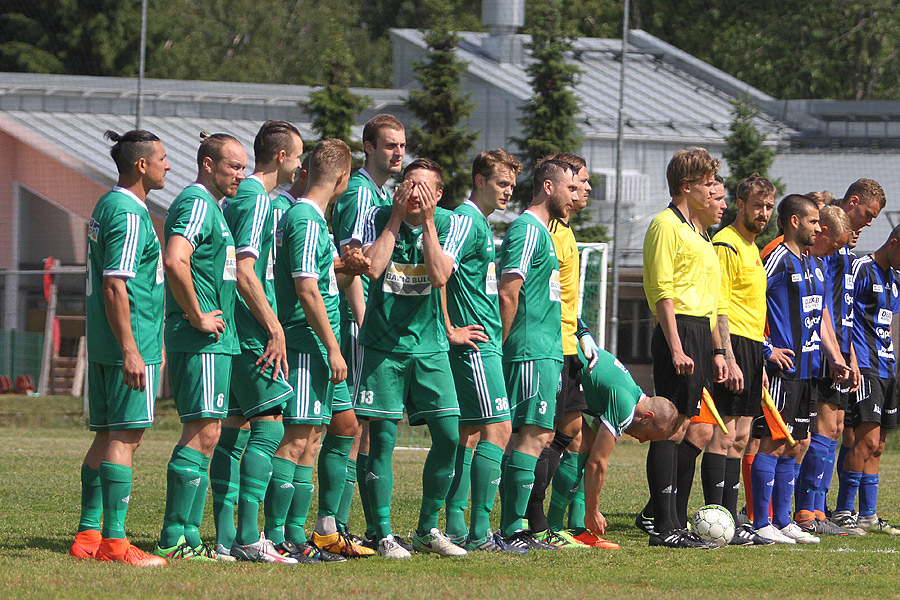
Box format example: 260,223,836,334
712,348,726,356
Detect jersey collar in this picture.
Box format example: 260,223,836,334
666,202,695,231
359,167,389,202
281,190,298,205
524,209,551,234
299,197,326,220
112,186,147,211
463,199,489,223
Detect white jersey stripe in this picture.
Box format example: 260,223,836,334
302,221,320,275
183,198,208,246
352,187,374,241
519,224,538,277
249,194,271,253
118,212,139,273
764,244,788,277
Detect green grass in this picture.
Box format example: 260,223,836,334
3,395,900,599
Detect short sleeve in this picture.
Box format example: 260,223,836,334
441,213,473,266
167,197,208,249
360,206,383,248
102,209,144,279
714,240,739,315
230,194,271,258
289,216,322,280
500,221,535,280
642,219,677,308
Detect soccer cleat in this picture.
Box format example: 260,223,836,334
377,535,411,559
447,532,468,546
649,529,719,549
735,506,748,527
565,529,620,549
534,528,589,549
503,530,558,551
750,525,795,545
193,543,230,562
213,543,237,562
70,529,101,559
635,511,656,536
312,531,375,557
464,532,528,554
857,515,900,535
412,528,468,557
393,534,414,553
779,522,820,544
729,524,773,546
832,511,868,536
344,531,366,546
273,541,328,564
97,538,167,566
802,517,851,536
231,533,299,564
154,536,214,561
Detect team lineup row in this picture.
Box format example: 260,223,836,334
72,114,678,566
639,146,897,548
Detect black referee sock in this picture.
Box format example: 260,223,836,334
675,440,702,529
646,440,677,533
525,431,574,533
722,457,742,522
700,452,727,506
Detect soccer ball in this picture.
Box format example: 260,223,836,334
691,504,735,546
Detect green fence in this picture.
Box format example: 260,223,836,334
0,330,44,385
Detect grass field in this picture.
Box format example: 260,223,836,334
4,395,900,599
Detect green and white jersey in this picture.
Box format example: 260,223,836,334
275,198,340,353
582,349,643,437
498,210,563,363
86,186,164,365
332,168,393,323
272,191,293,257
359,206,470,355
445,200,501,355
163,183,239,355
223,175,276,351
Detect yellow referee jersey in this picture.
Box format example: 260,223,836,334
711,225,766,342
549,218,579,355
643,204,719,330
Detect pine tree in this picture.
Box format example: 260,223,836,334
405,5,477,208
511,0,582,205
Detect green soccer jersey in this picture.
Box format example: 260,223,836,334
163,183,239,355
445,200,501,355
332,168,393,323
86,187,164,365
358,206,468,354
275,198,340,353
224,175,277,351
582,349,643,437
498,210,563,363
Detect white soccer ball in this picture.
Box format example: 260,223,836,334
691,504,735,546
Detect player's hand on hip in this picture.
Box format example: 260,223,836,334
767,347,794,371
447,324,489,350
185,309,226,341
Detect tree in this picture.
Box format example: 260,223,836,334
303,50,371,151
512,0,583,205
405,5,477,208
719,97,784,246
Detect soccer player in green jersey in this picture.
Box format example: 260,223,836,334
442,149,523,553
72,129,169,567
156,132,249,562
271,139,374,560
208,121,302,564
331,114,405,543
354,158,468,559
497,159,580,551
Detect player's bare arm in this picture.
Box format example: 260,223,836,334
294,277,347,384
820,309,850,382
583,426,616,535
655,298,693,375
498,272,524,343
716,314,744,393
334,245,370,276
711,326,727,384
164,234,226,341
363,180,410,279
419,181,455,287
102,276,146,391
236,253,288,379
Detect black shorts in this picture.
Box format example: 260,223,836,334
851,373,898,429
752,374,812,440
651,315,712,418
555,353,587,421
712,335,762,417
814,352,851,410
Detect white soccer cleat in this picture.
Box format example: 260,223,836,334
780,522,820,544
231,533,298,564
412,528,468,557
378,535,411,559
754,524,796,545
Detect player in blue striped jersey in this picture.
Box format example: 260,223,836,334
834,226,900,534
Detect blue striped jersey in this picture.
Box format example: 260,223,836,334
823,246,857,356
850,254,899,377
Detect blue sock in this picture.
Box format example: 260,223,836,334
796,433,830,514
772,457,796,529
751,453,777,530
836,470,862,513
859,474,879,517
836,445,851,476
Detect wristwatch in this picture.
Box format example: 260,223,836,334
712,348,726,356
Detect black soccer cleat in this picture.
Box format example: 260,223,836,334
649,529,719,549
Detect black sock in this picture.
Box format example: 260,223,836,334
722,457,742,522
675,440,702,529
546,431,574,483
700,452,727,506
646,440,678,533
525,447,551,532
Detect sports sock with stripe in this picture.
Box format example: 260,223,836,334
525,431,573,533
772,456,795,529
336,457,357,531
722,457,742,522
235,419,283,546
750,452,776,530
210,427,249,549
184,453,210,548
675,440,702,529
700,451,727,506
263,456,296,545
159,444,204,548
78,465,102,532
646,440,678,533
469,440,504,541
547,451,579,531
499,450,539,537
99,461,132,539
318,433,354,520
445,444,473,540
836,469,862,514
284,464,314,543
796,432,830,514
418,415,460,535
817,438,838,514
859,474,879,517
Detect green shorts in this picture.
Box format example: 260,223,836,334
340,320,361,392
168,352,233,422
449,349,510,425
88,361,160,431
229,348,292,419
354,346,459,425
332,380,354,414
284,350,334,426
504,358,563,431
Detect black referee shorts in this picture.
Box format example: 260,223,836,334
651,315,712,418
712,335,763,417
752,373,812,440
554,353,587,421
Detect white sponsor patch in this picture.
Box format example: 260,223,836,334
791,273,803,283
383,261,432,296
156,251,164,285
878,308,893,325
802,295,822,312
845,274,854,290
485,262,498,296
223,245,237,281
549,269,561,302
873,284,884,293
265,249,275,280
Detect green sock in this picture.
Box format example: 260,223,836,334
445,444,473,539
210,427,249,548
567,453,588,530
284,465,314,543
184,454,210,548
500,450,538,537
99,461,132,539
368,420,398,539
498,453,510,504
357,452,377,538
159,444,204,548
336,458,357,531
77,465,102,532
547,451,579,531
469,440,504,541
263,457,297,545
235,420,283,545
418,416,459,535
318,434,354,519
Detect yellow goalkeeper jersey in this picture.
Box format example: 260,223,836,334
549,218,579,355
